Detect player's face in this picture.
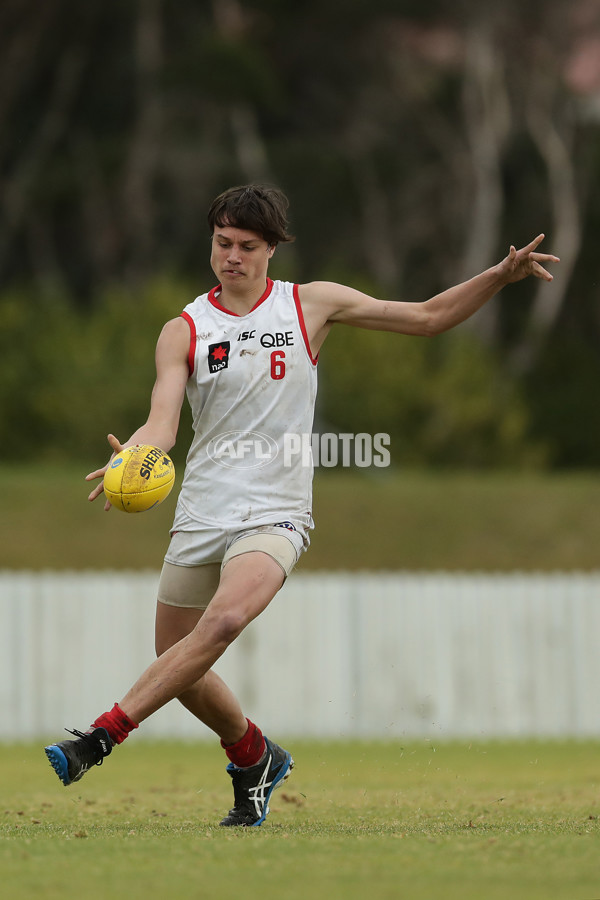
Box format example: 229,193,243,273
210,226,275,289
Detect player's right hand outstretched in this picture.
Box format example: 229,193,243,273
497,234,559,284
86,434,124,510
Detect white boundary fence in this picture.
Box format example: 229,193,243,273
1,570,599,741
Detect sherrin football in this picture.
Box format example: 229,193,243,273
103,444,175,513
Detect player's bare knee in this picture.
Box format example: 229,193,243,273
212,609,248,645
196,606,249,647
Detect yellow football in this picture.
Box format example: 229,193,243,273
103,445,175,513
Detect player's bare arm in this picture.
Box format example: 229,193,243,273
86,316,190,507
298,234,559,352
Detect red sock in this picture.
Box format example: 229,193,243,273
91,703,139,745
221,719,266,768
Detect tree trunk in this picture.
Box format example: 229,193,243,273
122,0,164,281
508,80,581,373
459,24,511,345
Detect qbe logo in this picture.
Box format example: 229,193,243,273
207,431,279,469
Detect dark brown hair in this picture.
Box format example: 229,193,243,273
207,184,295,246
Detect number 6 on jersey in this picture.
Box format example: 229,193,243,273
270,350,286,380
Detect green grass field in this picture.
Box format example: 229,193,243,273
1,740,599,900
2,464,600,570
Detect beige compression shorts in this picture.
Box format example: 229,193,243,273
157,522,307,610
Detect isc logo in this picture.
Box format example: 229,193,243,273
207,431,278,469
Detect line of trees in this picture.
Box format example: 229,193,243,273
2,0,600,466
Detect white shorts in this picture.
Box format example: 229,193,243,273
158,521,308,610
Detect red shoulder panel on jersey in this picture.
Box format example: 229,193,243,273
180,311,196,376
293,284,318,366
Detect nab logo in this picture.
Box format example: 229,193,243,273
207,431,278,469
208,341,230,374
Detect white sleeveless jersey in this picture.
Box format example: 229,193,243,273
173,278,318,533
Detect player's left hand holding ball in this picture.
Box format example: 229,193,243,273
86,434,125,511
86,434,175,513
